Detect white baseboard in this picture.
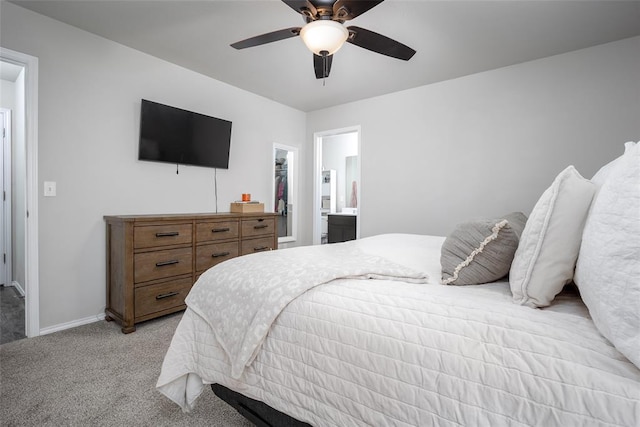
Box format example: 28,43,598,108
39,312,106,336
11,280,25,296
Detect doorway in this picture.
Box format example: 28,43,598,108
312,126,361,245
0,48,40,339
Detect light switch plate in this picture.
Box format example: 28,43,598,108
44,181,56,197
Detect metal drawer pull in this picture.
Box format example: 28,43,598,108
253,224,268,229
155,260,179,267
212,251,230,258
212,227,230,233
156,291,179,300
253,246,270,252
156,231,179,237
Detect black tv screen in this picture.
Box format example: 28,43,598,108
138,99,232,169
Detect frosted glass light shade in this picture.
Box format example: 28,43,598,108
300,20,349,55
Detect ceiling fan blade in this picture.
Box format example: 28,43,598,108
231,27,301,50
333,0,384,21
281,0,317,20
313,53,333,79
346,26,416,60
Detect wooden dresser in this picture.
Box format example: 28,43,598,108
104,212,277,333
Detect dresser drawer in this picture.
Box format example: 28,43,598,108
196,220,239,243
241,236,275,256
134,223,192,249
134,247,192,283
241,217,275,238
196,241,239,272
134,278,192,319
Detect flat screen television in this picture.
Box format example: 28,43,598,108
138,99,232,169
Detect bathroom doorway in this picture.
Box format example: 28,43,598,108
312,126,361,245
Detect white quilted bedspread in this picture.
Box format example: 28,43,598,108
157,234,640,426
184,239,429,379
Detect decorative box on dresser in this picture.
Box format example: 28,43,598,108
104,212,277,333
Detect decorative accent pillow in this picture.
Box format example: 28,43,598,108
574,141,639,368
510,166,596,308
441,212,527,285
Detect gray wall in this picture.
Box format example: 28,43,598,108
306,36,640,240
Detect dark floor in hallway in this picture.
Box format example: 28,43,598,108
0,285,26,344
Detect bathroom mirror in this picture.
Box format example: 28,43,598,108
273,143,297,243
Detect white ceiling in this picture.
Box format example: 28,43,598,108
10,0,640,112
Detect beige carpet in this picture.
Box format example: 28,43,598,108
0,312,252,426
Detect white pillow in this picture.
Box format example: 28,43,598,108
575,141,640,368
591,141,636,187
510,166,596,308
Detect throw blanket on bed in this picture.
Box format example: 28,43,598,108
185,240,429,379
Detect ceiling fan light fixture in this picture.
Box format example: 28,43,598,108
300,20,349,56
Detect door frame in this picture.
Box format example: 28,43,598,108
0,47,40,337
312,126,361,245
1,108,12,289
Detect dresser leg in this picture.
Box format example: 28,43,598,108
105,314,114,322
121,325,136,334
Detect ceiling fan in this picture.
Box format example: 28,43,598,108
230,0,416,80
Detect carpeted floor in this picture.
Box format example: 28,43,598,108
0,312,252,427
0,285,26,345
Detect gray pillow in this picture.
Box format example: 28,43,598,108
441,212,527,285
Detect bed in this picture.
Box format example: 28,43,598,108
157,142,639,426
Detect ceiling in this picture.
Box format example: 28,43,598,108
9,0,640,112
